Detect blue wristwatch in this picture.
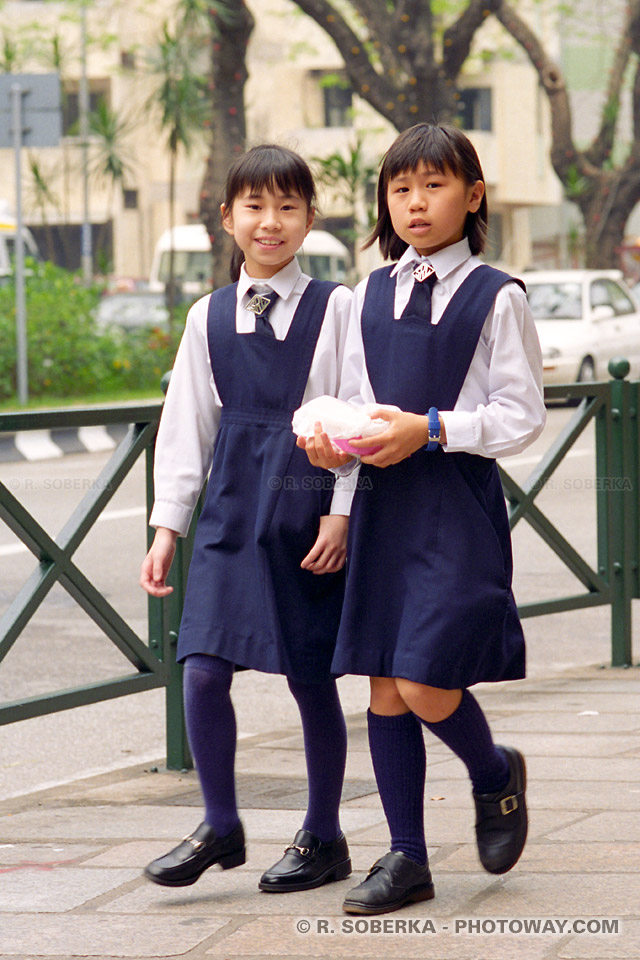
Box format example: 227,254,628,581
426,406,440,451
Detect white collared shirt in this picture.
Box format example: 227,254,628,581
337,237,546,458
150,258,353,536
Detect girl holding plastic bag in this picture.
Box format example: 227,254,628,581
297,123,545,915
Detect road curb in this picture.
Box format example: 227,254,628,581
0,424,130,462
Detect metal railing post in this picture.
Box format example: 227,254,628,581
163,533,193,771
150,372,193,770
628,377,640,604
606,359,634,666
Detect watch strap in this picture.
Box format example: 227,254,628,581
426,406,440,451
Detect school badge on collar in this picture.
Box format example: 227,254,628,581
246,294,271,316
412,262,435,283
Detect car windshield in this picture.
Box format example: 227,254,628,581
158,251,211,285
527,282,582,320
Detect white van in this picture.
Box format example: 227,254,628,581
149,224,349,297
0,205,40,279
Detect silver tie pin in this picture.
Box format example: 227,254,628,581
246,294,272,315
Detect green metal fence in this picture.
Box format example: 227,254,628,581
0,362,637,769
501,358,638,668
0,401,193,769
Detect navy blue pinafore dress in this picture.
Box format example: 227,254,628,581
331,264,526,689
177,280,345,684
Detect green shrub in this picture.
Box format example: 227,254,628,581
0,261,186,401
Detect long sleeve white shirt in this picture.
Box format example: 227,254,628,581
337,238,546,460
150,258,353,536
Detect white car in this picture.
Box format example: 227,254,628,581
95,291,170,330
520,269,640,384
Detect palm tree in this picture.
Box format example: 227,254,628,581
38,30,76,267
147,20,208,323
313,135,378,280
25,155,60,263
0,31,21,71
88,100,136,273
189,0,254,290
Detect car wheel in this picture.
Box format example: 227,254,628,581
577,358,595,382
567,357,596,407
567,357,595,406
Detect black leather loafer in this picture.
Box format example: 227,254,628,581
473,745,528,874
259,829,351,892
144,821,245,887
342,851,435,915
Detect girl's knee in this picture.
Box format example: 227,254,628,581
184,654,234,694
395,679,462,723
369,676,408,715
287,676,338,706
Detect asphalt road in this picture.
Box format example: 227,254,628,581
0,407,628,799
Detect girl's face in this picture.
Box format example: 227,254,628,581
221,185,314,278
386,161,484,258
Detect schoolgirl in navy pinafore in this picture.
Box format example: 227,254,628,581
178,279,345,684
331,263,526,689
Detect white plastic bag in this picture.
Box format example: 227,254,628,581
292,395,398,455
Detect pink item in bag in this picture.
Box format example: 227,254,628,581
333,437,382,457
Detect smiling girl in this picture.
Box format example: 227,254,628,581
140,145,354,896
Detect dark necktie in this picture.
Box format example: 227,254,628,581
246,288,279,337
401,262,437,322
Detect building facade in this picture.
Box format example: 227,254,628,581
1,0,589,282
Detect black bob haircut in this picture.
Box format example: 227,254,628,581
222,144,317,282
365,123,488,261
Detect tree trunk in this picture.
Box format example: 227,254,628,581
290,0,504,131
578,168,640,268
199,2,254,290
496,0,640,269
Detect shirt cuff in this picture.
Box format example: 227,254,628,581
149,500,194,538
331,457,360,478
330,476,356,516
439,410,479,453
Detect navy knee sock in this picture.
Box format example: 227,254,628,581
367,709,427,865
418,689,509,794
287,677,347,842
183,653,240,838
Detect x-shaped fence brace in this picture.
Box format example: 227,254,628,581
0,420,167,725
499,393,610,618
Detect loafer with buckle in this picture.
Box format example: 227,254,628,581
473,745,528,874
144,821,245,887
259,829,351,892
342,850,435,915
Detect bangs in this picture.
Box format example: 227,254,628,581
227,145,316,208
383,125,466,184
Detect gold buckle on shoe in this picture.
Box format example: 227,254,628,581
500,795,518,815
182,834,206,852
285,844,310,857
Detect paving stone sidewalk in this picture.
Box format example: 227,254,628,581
1,664,639,960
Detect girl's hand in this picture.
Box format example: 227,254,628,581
296,421,353,470
301,514,348,574
140,527,179,596
348,408,446,468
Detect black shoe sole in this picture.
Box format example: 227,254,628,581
144,847,246,887
342,881,435,915
259,857,352,893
